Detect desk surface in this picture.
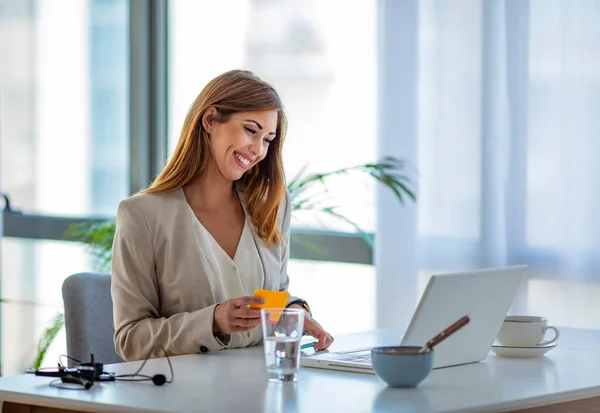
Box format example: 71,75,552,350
1,327,600,413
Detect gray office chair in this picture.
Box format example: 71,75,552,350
62,272,122,367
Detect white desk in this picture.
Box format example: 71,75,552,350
1,327,600,413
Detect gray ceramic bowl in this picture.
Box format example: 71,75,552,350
371,346,434,388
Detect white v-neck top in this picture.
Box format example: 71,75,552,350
193,215,265,347
233,219,266,295
195,216,265,297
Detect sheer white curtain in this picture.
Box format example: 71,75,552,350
377,0,600,329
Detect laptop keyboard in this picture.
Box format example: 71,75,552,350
339,353,372,364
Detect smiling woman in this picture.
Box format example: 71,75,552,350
146,70,287,245
205,110,278,182
111,70,333,361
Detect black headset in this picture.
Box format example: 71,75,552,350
28,344,173,390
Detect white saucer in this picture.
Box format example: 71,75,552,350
491,342,557,358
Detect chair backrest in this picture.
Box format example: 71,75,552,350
62,272,122,367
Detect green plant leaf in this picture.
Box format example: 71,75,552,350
284,156,416,249
32,312,65,369
287,164,309,196
64,220,116,272
319,207,374,248
290,232,329,260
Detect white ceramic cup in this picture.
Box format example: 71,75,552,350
496,316,560,347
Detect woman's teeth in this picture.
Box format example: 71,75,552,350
235,152,250,166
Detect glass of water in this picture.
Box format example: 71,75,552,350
261,308,305,382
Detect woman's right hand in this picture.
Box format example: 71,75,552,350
213,296,265,334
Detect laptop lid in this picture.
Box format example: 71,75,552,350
400,265,528,368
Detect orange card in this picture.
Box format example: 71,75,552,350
251,289,290,323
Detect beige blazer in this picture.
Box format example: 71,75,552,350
111,187,298,361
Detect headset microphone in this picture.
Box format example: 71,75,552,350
27,343,173,390
61,375,93,389
152,374,167,386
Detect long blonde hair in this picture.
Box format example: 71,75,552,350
141,70,287,245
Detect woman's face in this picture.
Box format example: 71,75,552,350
204,109,278,182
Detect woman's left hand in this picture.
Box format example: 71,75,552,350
290,305,334,351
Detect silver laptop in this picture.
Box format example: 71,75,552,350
300,265,528,373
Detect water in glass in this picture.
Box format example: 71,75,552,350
264,335,301,382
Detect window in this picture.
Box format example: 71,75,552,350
1,238,91,375
288,259,374,335
168,0,378,232
0,0,129,375
0,0,129,217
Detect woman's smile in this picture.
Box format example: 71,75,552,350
233,151,253,168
